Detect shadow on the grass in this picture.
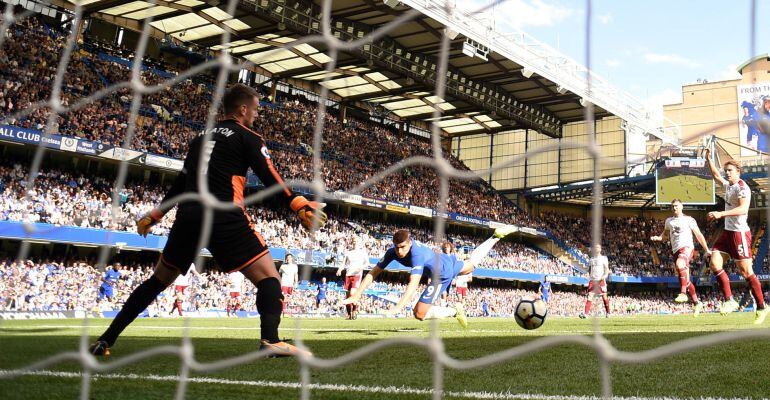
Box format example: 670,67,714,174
312,329,380,335
0,327,69,334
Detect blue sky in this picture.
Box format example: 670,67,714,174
462,0,769,110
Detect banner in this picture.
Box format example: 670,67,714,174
59,136,79,152
385,202,409,213
101,147,145,162
0,125,61,146
74,140,102,155
450,213,489,226
545,275,569,283
409,205,432,217
361,197,387,209
0,125,181,171
737,83,770,156
432,210,449,219
334,191,362,205
146,154,184,171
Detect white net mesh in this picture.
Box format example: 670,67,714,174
0,0,768,399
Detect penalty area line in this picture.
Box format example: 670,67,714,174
0,369,747,400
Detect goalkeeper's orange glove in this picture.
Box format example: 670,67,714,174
290,196,327,231
137,208,164,237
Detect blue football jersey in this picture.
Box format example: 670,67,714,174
540,281,551,301
317,283,328,298
103,269,121,286
375,240,439,276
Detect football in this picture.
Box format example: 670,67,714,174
514,298,548,330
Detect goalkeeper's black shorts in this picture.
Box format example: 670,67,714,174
160,206,270,273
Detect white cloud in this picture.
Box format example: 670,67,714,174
643,52,701,68
462,0,575,30
645,88,683,111
716,63,741,81
623,47,647,57
606,58,621,68
597,12,613,24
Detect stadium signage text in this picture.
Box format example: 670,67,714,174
452,214,489,226
0,125,182,171
0,125,58,145
545,275,569,283
409,205,433,217
385,202,409,213
333,191,363,205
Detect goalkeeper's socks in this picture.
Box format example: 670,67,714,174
747,274,766,309
714,270,733,299
422,305,457,320
469,236,500,265
584,300,593,314
257,277,283,343
99,276,166,346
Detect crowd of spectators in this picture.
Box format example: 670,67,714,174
0,15,528,223
0,161,175,235
4,258,749,318
0,160,571,274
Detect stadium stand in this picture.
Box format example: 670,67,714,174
0,16,528,223
4,258,757,317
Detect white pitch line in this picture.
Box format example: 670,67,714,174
0,369,751,400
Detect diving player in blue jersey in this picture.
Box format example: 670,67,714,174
342,226,516,327
97,263,122,302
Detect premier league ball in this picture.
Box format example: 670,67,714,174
514,298,547,330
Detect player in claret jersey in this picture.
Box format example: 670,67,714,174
279,254,298,315
580,245,610,319
227,271,245,317
342,226,516,328
337,236,370,319
89,84,327,357
454,273,472,305
704,149,767,323
651,199,710,316
170,264,198,317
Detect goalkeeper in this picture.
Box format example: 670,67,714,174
89,84,326,358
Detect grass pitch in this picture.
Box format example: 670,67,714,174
1,314,769,399
656,175,714,204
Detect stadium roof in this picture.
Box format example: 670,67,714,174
58,0,676,142
525,175,658,208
